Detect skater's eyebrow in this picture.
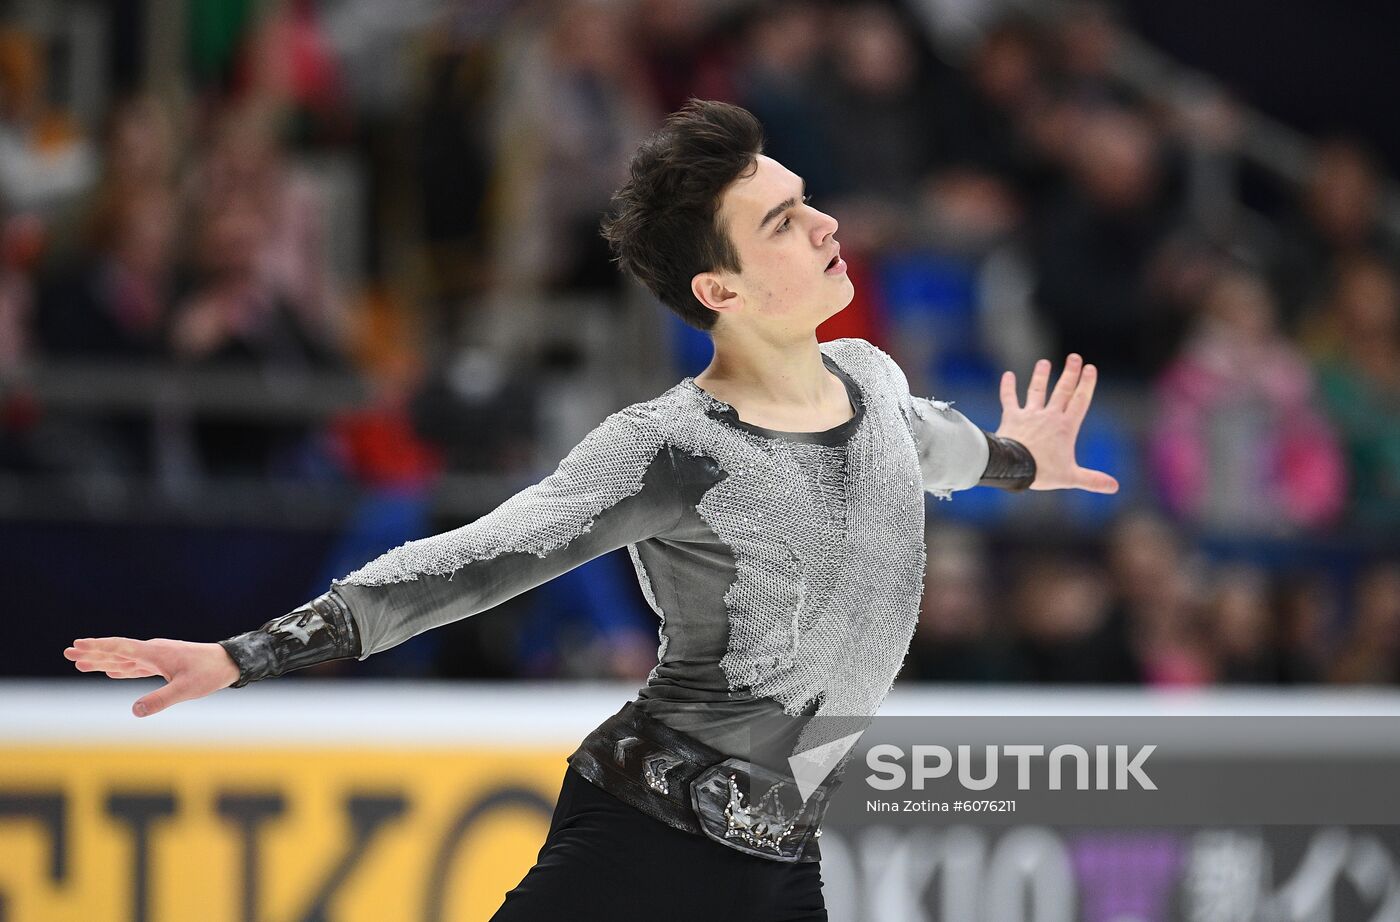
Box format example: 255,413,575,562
757,177,807,233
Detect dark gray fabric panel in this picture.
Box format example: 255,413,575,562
335,445,681,657
634,449,735,702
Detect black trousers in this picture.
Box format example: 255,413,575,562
490,767,828,921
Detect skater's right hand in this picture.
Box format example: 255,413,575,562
63,637,241,718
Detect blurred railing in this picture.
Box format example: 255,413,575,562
4,361,370,417
0,356,1162,529
4,359,1397,557
0,361,532,526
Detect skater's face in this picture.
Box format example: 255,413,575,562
692,155,853,336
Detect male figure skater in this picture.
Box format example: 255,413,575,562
66,101,1117,920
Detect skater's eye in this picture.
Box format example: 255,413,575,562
776,195,812,234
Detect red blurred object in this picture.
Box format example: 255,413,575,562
232,0,347,121
280,3,345,114
330,405,442,489
1,213,46,271
817,250,886,346
1,391,40,431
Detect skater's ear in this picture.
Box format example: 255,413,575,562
691,271,742,319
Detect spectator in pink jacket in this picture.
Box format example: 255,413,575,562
1149,267,1346,533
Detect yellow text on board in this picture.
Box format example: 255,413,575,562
0,747,570,922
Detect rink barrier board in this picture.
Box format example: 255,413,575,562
0,745,566,922
3,682,1400,921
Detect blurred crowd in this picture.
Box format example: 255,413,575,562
1,0,1397,685
906,516,1400,685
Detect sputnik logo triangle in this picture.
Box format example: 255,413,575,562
789,731,864,803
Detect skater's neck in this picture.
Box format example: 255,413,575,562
692,332,852,433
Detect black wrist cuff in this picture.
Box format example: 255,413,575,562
217,590,361,688
978,433,1036,491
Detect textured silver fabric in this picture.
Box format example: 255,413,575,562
338,408,668,586
667,339,926,724
334,338,990,739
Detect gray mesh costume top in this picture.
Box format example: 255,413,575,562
331,338,994,754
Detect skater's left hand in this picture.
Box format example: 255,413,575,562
994,353,1119,493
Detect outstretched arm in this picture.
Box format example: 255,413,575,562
64,589,365,716
326,411,678,659
873,341,1032,495
877,341,1113,496
64,637,240,716
994,353,1119,493
67,408,682,716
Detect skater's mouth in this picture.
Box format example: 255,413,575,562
824,244,845,274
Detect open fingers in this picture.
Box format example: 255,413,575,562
67,640,161,671
70,637,146,660
1025,359,1051,410
72,637,164,665
66,647,139,664
80,662,159,679
106,668,161,680
1047,354,1083,413
1068,362,1100,425
67,638,172,684
69,654,162,677
999,370,1019,412
71,658,138,673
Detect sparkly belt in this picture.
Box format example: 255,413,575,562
567,700,834,863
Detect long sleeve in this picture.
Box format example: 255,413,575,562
862,340,1037,496
864,342,991,497
333,407,682,658
907,395,992,496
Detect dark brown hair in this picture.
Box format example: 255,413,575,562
600,99,765,331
